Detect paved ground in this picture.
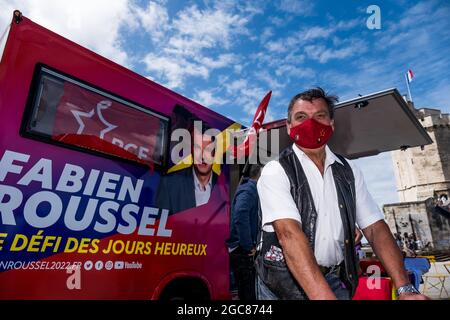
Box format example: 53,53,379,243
418,261,450,300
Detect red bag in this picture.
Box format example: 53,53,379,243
353,276,393,300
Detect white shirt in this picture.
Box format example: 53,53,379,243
257,144,384,267
193,167,213,206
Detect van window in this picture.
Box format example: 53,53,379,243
24,66,169,167
0,23,11,63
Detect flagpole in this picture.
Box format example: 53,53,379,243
405,73,413,102
238,157,251,186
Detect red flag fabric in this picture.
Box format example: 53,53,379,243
230,90,272,159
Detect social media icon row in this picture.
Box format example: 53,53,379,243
83,260,124,271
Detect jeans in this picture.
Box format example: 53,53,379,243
230,249,256,300
256,271,350,300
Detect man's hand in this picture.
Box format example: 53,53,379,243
398,292,430,300
247,248,256,256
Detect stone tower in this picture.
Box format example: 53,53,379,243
383,103,450,251
391,106,450,202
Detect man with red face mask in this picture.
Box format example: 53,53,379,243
254,87,429,300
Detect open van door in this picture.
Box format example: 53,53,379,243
257,88,433,162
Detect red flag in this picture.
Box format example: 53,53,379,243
230,90,272,158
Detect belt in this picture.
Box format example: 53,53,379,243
319,263,343,276
231,246,253,255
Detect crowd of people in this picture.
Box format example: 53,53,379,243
394,232,433,257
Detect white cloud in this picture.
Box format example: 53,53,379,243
283,52,305,65
262,20,358,56
301,26,333,41
275,65,315,79
172,5,249,51
277,0,314,16
143,54,208,88
225,79,248,93
304,39,366,63
269,16,286,27
165,36,213,57
0,1,253,90
255,70,285,91
197,53,238,69
140,4,251,89
133,1,169,40
234,64,243,74
334,18,361,31
194,89,228,107
225,78,268,122
267,41,287,53
260,27,274,43
142,52,240,90
0,0,135,66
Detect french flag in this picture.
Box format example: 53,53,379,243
406,69,414,83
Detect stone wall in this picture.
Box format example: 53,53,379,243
384,201,434,248
383,199,450,250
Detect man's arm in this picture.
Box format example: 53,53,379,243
273,218,337,300
363,220,429,300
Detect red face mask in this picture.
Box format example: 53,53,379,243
289,118,333,149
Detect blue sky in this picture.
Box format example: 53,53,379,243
1,0,449,209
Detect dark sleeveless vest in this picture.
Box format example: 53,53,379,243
255,146,359,299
